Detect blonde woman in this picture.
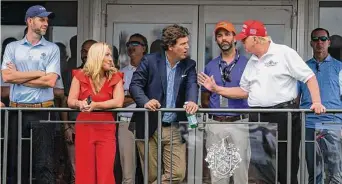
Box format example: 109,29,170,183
68,42,124,184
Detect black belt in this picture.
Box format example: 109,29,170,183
162,122,178,127
251,100,297,109
208,114,248,122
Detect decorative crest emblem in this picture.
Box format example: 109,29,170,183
205,137,242,179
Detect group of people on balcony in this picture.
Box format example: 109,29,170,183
1,4,342,184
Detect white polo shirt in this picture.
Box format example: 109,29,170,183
240,42,314,107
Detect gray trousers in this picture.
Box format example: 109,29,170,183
118,119,136,184
205,118,251,184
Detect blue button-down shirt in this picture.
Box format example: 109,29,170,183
1,37,61,103
162,56,179,123
201,52,249,116
299,55,342,129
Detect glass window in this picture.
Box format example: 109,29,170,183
319,4,342,60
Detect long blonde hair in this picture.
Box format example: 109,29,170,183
83,42,115,92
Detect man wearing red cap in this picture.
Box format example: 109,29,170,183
199,20,326,184
201,21,250,184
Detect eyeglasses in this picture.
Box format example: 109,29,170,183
311,36,329,42
126,41,145,47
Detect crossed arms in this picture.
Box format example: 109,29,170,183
2,62,58,88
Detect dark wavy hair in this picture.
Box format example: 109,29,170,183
161,24,189,50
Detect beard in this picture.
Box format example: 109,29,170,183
33,27,46,36
218,41,233,52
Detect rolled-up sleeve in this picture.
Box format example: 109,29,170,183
46,44,61,78
285,48,314,83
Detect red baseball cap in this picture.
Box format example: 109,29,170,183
235,20,268,40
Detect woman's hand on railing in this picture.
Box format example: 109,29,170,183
83,102,98,112
76,99,89,111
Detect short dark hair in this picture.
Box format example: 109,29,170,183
150,39,163,54
311,28,330,39
161,24,190,50
81,39,97,48
129,33,148,55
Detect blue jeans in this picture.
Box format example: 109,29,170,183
306,128,342,184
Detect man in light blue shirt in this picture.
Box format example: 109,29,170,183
162,56,179,122
1,5,59,184
118,33,148,184
298,28,342,184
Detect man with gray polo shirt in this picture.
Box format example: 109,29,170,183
201,21,250,184
1,5,59,184
118,33,148,184
199,20,326,184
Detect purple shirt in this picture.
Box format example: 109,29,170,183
201,52,249,116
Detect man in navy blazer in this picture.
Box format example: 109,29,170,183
129,24,199,183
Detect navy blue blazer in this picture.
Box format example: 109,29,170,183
129,52,198,139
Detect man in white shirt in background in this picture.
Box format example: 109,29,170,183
118,33,148,184
199,19,326,184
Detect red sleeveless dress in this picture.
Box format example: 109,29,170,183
74,70,123,184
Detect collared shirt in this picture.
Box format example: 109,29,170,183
299,55,342,129
118,64,137,118
162,56,179,123
201,52,249,116
240,42,314,107
1,37,61,103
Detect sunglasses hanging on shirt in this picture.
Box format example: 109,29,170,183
218,54,240,84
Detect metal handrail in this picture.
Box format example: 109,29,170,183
1,107,342,113
1,107,342,184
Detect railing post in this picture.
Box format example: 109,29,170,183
300,111,306,184
144,111,149,184
2,110,9,184
17,110,22,184
157,111,162,184
286,112,292,184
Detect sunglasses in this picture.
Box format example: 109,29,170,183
311,36,329,42
222,70,232,82
126,41,145,47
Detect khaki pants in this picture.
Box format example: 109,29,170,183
136,125,186,184
205,118,251,184
118,122,136,184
